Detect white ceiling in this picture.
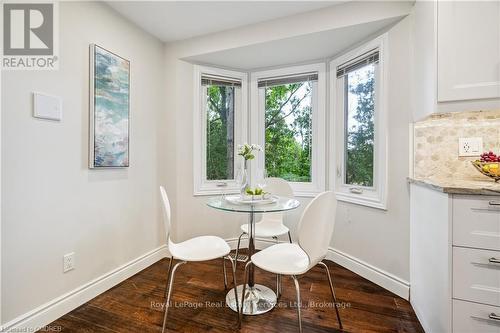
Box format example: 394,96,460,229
184,17,401,70
107,1,343,42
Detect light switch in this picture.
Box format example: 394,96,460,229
33,92,62,121
458,137,483,157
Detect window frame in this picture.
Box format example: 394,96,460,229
329,35,388,210
250,63,326,197
193,65,248,196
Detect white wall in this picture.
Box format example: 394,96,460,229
330,16,412,288
164,14,413,296
1,1,165,324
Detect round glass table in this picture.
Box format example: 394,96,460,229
207,196,300,315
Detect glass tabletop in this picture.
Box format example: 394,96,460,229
207,195,300,213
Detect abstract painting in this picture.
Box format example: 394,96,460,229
89,44,130,168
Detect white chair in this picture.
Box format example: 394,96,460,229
235,177,294,262
159,186,240,332
240,191,343,332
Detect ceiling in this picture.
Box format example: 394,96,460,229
184,16,401,70
107,1,343,42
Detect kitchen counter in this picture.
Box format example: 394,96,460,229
408,177,500,196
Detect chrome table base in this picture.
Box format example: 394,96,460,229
226,284,277,315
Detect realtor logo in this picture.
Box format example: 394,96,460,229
2,2,58,70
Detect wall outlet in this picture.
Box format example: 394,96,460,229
63,252,75,273
458,137,483,157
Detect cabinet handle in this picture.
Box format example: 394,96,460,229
489,313,500,321
489,201,500,206
489,258,500,264
216,182,228,187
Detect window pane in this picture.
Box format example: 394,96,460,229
206,85,235,180
265,81,312,182
345,64,375,187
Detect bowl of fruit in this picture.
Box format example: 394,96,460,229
472,151,500,182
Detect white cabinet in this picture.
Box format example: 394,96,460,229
410,183,500,332
437,1,500,102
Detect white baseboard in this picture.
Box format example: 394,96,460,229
327,248,409,300
226,237,409,300
1,245,168,332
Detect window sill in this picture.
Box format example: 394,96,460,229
335,191,387,210
193,188,239,197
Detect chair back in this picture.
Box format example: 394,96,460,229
297,191,337,267
265,177,293,197
160,186,171,241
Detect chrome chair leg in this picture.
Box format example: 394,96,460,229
291,275,302,333
273,236,280,298
162,261,186,333
163,257,174,299
288,231,292,243
235,231,246,268
222,257,228,289
240,261,253,320
226,255,241,328
318,261,343,330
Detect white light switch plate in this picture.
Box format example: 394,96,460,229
458,137,483,157
33,92,62,121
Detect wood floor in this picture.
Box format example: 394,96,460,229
46,254,424,333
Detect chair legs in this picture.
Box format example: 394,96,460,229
222,257,228,289
226,255,241,328
234,231,247,267
288,231,292,243
161,260,186,333
161,256,240,332
318,261,343,330
163,257,174,299
273,236,281,299
291,275,303,333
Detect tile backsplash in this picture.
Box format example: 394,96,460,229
414,110,500,181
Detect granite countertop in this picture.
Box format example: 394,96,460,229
408,177,500,196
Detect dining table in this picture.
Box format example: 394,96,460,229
207,195,300,315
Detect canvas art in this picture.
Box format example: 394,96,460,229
89,44,130,168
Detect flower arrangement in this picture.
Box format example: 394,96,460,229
237,143,262,161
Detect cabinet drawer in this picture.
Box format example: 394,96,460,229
453,196,500,251
454,299,500,333
454,247,500,306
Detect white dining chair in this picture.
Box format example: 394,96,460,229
240,191,343,332
234,177,294,297
159,186,240,332
235,177,294,259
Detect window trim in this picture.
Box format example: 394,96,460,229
250,63,326,197
329,34,388,210
193,65,248,196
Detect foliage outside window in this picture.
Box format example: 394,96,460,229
345,64,375,187
206,84,235,180
264,82,312,182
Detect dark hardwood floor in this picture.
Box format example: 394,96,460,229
45,253,423,332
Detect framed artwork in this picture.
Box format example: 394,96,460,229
89,44,130,168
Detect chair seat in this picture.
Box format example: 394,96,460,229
251,243,310,275
240,219,290,238
169,236,230,262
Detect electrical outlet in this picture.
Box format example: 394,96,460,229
458,137,483,157
63,252,75,273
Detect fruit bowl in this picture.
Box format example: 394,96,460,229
472,161,500,182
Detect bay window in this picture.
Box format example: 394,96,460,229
330,35,387,209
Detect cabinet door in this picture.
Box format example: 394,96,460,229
438,1,500,102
